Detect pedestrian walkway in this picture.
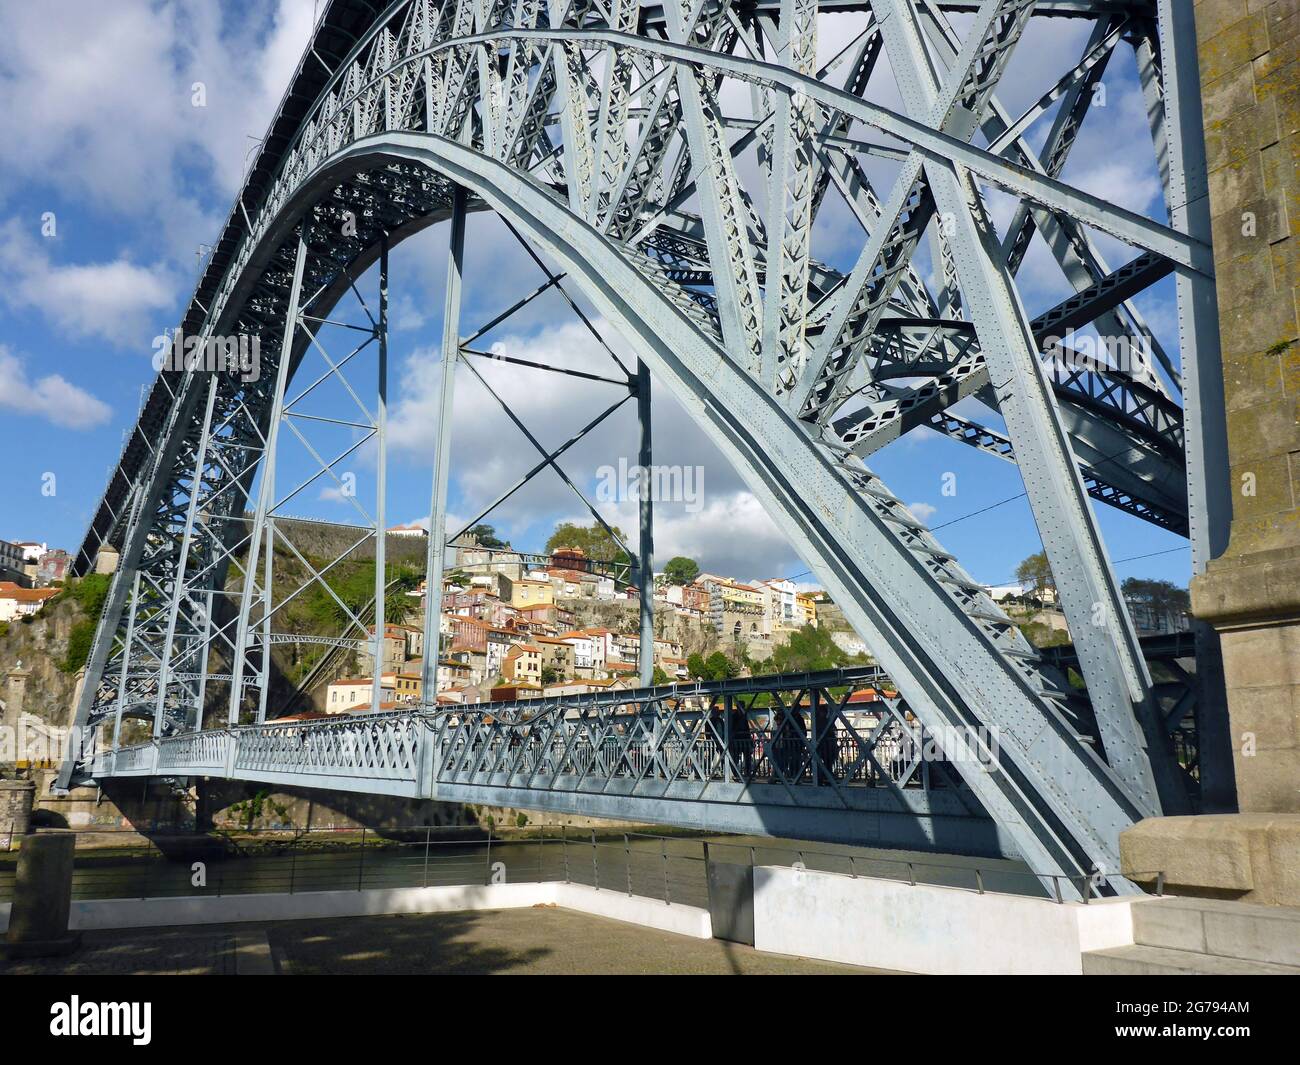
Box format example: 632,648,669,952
0,907,898,975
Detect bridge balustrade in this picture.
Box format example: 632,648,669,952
97,670,944,790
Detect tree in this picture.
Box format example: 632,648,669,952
1121,577,1189,612
1121,577,1190,632
651,665,671,685
768,623,858,674
383,569,423,624
467,523,508,550
663,556,700,585
541,666,561,685
686,650,737,681
382,596,416,625
545,521,630,564
703,651,740,681
1015,551,1054,599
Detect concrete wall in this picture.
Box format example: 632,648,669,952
752,866,1138,975
0,881,712,941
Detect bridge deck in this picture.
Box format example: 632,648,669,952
92,668,1010,858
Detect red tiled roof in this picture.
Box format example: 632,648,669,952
0,583,58,604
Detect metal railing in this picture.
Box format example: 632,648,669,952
0,827,709,910
0,826,1167,908
91,667,952,802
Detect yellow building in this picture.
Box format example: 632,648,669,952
503,644,543,684
533,635,576,680
718,581,764,609
393,672,423,702
796,592,818,627
510,577,554,609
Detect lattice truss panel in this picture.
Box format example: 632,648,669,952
96,669,993,850
65,0,1220,895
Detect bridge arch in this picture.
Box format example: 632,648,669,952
94,129,1145,884
60,1,1224,894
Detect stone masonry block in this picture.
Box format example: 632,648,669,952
1212,192,1288,251
1121,815,1300,902
1235,751,1300,811
1227,682,1300,749
1229,458,1293,519
1219,618,1300,688
1201,62,1258,129
1197,0,1252,44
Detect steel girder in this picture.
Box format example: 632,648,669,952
62,0,1225,894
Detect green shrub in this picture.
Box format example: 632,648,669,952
61,619,96,673
64,573,112,618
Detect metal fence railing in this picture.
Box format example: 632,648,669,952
0,826,1165,908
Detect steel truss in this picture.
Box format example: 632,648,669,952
97,668,1011,859
61,0,1230,899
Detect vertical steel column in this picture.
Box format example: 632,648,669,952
257,515,274,723
112,571,142,750
373,235,390,713
229,230,309,726
421,188,466,705
636,359,655,687
155,374,219,737
1155,1,1236,810
195,587,214,731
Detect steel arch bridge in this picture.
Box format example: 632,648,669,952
57,0,1232,901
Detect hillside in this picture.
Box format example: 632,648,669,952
0,574,110,734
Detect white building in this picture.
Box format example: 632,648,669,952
15,542,47,563
585,629,619,672
325,675,397,713
0,582,58,622
755,577,799,634
485,627,515,681
559,630,596,671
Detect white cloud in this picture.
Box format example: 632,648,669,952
632,491,801,580
388,320,637,509
391,293,428,332
386,315,808,577
317,483,351,504
0,1,313,258
909,501,937,523
0,219,177,348
0,345,111,429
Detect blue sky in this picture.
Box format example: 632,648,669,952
0,1,1191,593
